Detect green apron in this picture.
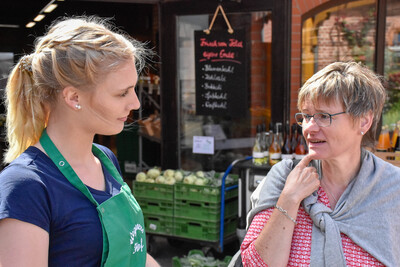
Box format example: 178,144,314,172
40,130,147,267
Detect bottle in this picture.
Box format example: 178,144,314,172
376,125,391,152
281,121,292,160
391,122,399,151
295,126,308,160
276,122,284,148
252,124,265,166
269,122,274,139
269,123,282,165
394,136,400,161
260,124,269,165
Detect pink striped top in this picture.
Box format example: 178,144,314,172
241,187,383,266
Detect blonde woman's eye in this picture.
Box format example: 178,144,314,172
121,90,129,97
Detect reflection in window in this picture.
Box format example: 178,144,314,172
302,0,377,84
384,0,400,130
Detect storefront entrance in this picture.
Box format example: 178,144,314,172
159,0,291,171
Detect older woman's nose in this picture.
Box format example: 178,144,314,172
303,117,320,132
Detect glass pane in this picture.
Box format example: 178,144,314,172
302,0,377,84
383,0,400,134
177,12,272,171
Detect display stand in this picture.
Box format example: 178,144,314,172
233,160,271,243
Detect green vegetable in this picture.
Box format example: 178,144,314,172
147,168,161,179
174,250,230,267
165,177,176,185
135,172,146,182
164,169,175,178
195,171,205,178
183,174,196,184
155,175,166,184
174,171,184,182
194,178,206,186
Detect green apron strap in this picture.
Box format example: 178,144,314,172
91,145,125,185
40,129,99,206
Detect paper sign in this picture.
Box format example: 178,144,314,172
193,136,214,155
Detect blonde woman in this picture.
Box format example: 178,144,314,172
0,17,159,266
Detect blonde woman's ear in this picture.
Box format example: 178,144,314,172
62,86,81,110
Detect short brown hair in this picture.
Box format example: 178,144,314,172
297,61,386,148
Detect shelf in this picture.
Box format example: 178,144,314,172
137,82,161,172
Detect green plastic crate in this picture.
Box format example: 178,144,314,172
174,198,237,222
174,173,238,203
132,181,174,201
137,197,174,217
174,216,237,242
144,215,174,236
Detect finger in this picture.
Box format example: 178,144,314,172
295,153,316,169
301,167,319,181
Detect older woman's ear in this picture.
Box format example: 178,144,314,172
359,111,373,135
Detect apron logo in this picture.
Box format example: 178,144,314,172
130,224,144,254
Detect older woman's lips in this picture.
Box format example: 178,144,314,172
308,139,326,146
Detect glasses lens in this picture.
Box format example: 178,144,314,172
314,113,331,127
295,113,305,126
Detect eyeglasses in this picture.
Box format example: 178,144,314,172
295,112,346,127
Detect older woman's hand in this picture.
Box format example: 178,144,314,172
281,154,320,205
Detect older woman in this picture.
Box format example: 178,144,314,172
240,62,400,266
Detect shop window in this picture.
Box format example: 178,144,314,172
301,0,377,84
301,0,400,149
176,12,272,171
384,0,400,134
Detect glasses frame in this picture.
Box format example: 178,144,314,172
295,111,346,127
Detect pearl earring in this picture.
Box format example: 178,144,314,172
361,131,364,135
75,104,81,110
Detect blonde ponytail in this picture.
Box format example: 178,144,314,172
5,55,48,163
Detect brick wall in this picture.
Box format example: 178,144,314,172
291,0,331,122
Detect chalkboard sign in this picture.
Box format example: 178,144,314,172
194,29,247,117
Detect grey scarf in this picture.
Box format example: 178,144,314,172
247,150,400,266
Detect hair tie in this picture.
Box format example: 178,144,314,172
19,54,33,74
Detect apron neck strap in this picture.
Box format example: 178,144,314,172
39,129,124,206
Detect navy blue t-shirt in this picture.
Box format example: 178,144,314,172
0,145,123,266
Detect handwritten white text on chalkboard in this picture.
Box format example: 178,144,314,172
203,92,227,100
203,74,226,82
203,83,222,90
205,101,227,110
203,65,235,73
